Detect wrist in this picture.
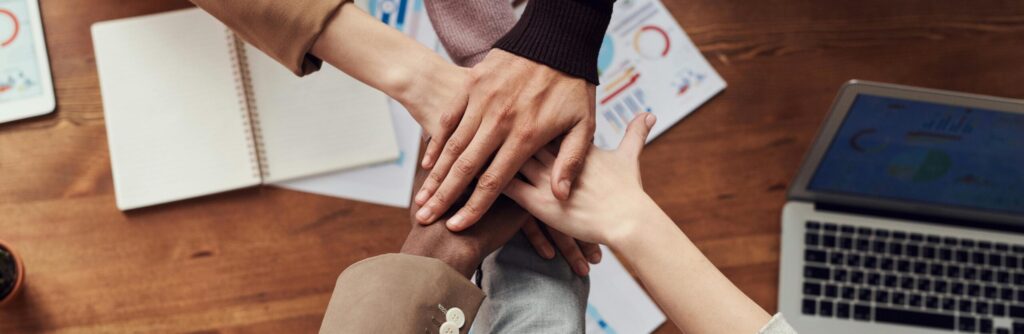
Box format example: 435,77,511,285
400,224,481,278
603,194,672,248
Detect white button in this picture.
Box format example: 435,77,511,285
439,321,459,334
446,307,466,328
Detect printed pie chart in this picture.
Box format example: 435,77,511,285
633,25,669,59
0,9,19,47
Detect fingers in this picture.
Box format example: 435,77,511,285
535,146,557,167
421,135,445,169
417,127,503,225
503,178,543,212
522,219,555,259
446,139,534,231
617,112,656,158
548,228,590,276
518,158,549,187
550,122,594,200
578,241,602,264
414,113,482,207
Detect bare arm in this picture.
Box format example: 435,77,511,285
503,113,773,334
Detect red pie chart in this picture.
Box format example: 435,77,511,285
0,9,18,47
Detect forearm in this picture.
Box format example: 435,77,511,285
608,199,771,334
310,2,451,106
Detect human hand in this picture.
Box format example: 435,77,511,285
400,153,532,278
504,113,658,245
413,49,597,232
522,220,602,276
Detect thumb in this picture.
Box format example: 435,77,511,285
617,112,656,158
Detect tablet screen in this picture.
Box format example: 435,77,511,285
0,0,44,103
808,94,1024,215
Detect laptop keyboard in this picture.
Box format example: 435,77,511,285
802,221,1024,333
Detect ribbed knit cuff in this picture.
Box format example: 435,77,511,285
494,0,614,85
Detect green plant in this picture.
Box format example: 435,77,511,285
0,246,15,299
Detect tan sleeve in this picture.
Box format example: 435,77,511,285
319,254,485,333
189,0,347,76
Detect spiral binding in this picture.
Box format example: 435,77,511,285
226,30,269,180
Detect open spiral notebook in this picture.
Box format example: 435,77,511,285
92,8,399,210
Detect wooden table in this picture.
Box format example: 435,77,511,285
3,0,1023,332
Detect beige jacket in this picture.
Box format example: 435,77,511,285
188,1,485,332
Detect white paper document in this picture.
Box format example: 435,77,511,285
593,0,726,149
586,246,666,333
275,0,443,207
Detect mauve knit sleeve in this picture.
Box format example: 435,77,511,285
423,0,518,67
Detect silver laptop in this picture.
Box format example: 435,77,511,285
779,80,1024,334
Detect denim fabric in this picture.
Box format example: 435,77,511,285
471,233,589,333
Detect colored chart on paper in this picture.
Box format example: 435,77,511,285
591,0,726,150
0,2,44,102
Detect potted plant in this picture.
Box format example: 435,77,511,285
0,240,24,306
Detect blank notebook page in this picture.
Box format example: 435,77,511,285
244,44,399,183
93,9,260,210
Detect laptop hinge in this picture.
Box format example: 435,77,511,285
814,202,1024,234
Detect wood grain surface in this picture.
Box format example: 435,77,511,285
2,0,1023,332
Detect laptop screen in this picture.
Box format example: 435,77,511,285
808,94,1024,215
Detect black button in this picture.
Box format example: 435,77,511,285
923,246,936,259
829,252,845,265
874,306,954,330
959,316,976,332
892,231,907,240
836,302,851,318
842,286,855,300
996,243,1009,251
884,274,898,287
993,303,1006,316
941,297,956,311
976,301,990,314
804,266,830,280
909,294,923,307
847,253,862,267
805,233,820,246
803,282,821,296
857,227,872,235
805,249,827,263
806,221,821,230
853,304,871,321
875,290,889,303
979,241,993,249
906,244,920,257
823,223,837,232
875,229,890,238
820,300,834,317
858,287,873,301
933,279,948,294
944,237,958,245
925,296,939,309
892,292,907,305
990,253,1004,267
909,233,923,241
833,269,847,283
822,235,837,248
980,318,993,333
850,271,864,284
802,299,816,315
840,225,855,234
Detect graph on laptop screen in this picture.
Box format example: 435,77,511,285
809,94,1024,215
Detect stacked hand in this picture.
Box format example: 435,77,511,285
396,49,602,275
504,113,658,246
412,49,597,232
